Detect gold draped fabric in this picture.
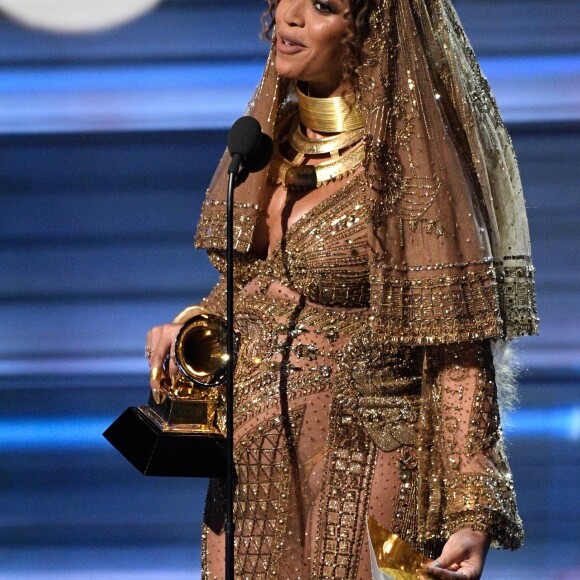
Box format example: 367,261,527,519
197,184,524,573
195,0,538,344
192,0,537,567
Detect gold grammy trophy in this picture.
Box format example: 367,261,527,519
103,312,234,477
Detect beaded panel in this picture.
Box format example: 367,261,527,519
369,261,503,344
392,448,420,551
313,402,376,579
195,199,260,254
259,174,370,308
234,408,305,578
497,257,539,338
416,341,524,550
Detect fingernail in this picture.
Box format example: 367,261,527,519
152,386,160,404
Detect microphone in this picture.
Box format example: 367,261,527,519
227,116,261,175
247,132,274,174
227,116,273,182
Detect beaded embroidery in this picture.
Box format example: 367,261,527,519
198,180,523,578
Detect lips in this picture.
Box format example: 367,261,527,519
276,33,306,54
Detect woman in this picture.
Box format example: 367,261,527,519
146,0,539,578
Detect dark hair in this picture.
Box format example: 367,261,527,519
262,0,375,91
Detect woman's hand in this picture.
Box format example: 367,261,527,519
145,306,208,402
421,528,490,580
145,323,183,403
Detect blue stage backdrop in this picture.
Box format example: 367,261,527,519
0,1,578,578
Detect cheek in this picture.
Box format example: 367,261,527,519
316,19,347,56
315,30,346,69
273,5,284,29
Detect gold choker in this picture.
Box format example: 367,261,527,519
277,141,365,190
272,109,365,191
289,117,364,156
297,86,364,133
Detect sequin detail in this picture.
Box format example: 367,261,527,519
234,409,305,577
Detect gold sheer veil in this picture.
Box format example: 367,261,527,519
195,0,538,344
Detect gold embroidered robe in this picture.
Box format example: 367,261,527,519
192,175,523,579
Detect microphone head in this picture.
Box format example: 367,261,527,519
235,132,274,185
248,132,274,174
227,116,262,160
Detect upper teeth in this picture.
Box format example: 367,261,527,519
284,39,295,46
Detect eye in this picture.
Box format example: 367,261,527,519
313,1,334,14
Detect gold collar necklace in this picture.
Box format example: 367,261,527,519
296,85,364,133
277,139,365,190
271,88,366,191
274,121,365,191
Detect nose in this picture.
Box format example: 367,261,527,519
279,0,305,27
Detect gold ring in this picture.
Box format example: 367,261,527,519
149,367,164,382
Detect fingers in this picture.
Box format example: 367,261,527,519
147,327,162,403
422,561,470,579
421,566,469,579
168,340,179,378
146,323,183,402
422,528,489,580
149,366,165,404
167,359,179,382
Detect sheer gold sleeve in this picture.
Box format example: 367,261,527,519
418,340,524,551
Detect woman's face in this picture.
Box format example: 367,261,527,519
274,0,350,97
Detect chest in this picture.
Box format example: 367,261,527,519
253,175,370,306
258,171,363,258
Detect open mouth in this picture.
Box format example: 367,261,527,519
278,34,305,49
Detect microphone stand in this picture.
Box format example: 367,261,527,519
223,118,270,579
225,168,238,580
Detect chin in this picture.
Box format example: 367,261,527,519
274,57,301,81
273,63,290,79
274,67,299,81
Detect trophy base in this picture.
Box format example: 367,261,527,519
103,407,226,478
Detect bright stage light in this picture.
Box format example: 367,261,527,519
0,0,160,34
